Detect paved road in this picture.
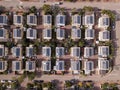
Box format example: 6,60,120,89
0,0,120,12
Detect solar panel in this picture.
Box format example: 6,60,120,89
0,16,3,23
76,48,80,57
47,16,51,24
29,62,33,70
16,48,20,57
47,29,51,37
16,29,21,37
89,62,93,70
0,29,4,37
30,16,34,23
16,62,20,70
0,62,2,70
0,48,3,56
59,62,63,70
77,29,81,37
30,29,34,37
29,48,33,56
46,48,50,56
77,16,81,24
103,31,109,39
60,16,64,24
46,62,50,70
17,16,21,23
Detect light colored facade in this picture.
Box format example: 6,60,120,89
98,46,109,57
99,30,110,41
26,61,36,72
84,47,94,58
42,47,51,57
72,15,81,27
71,47,80,59
27,14,37,26
42,60,51,71
13,15,23,26
56,47,64,58
26,28,37,39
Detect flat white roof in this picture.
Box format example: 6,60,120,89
98,46,109,57
26,28,37,39
56,47,64,58
71,27,81,39
98,58,109,70
71,47,80,58
12,61,21,71
27,14,37,25
42,47,51,57
72,15,81,26
55,60,64,71
71,60,80,71
84,47,94,58
56,14,65,27
13,15,23,25
13,28,22,39
0,15,8,25
43,28,52,40
85,28,94,40
26,61,36,72
99,30,110,41
56,28,65,40
42,60,51,71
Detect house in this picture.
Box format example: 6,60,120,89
83,14,94,26
26,45,34,57
0,61,7,72
54,60,64,71
12,46,22,57
84,47,94,58
98,46,109,57
43,28,52,40
99,30,110,41
84,60,94,75
42,47,51,57
85,28,95,40
98,58,109,71
56,47,64,58
26,61,36,72
0,15,8,25
13,28,22,39
43,15,52,27
56,14,65,27
72,14,81,27
71,26,81,40
12,61,22,71
98,15,110,28
0,45,5,57
70,60,80,74
56,28,65,40
71,47,80,59
13,15,23,25
0,28,8,40
27,14,37,26
26,28,37,39
42,60,51,72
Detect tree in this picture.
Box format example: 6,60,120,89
65,81,72,88
27,83,34,89
29,6,37,13
78,40,85,47
83,6,94,12
11,81,20,89
0,5,5,14
42,4,51,14
28,72,36,80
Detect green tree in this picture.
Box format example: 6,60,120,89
27,83,34,89
42,4,51,14
29,6,37,13
11,81,20,89
0,5,5,14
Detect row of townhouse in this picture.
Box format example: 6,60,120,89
0,11,111,75
0,58,109,75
